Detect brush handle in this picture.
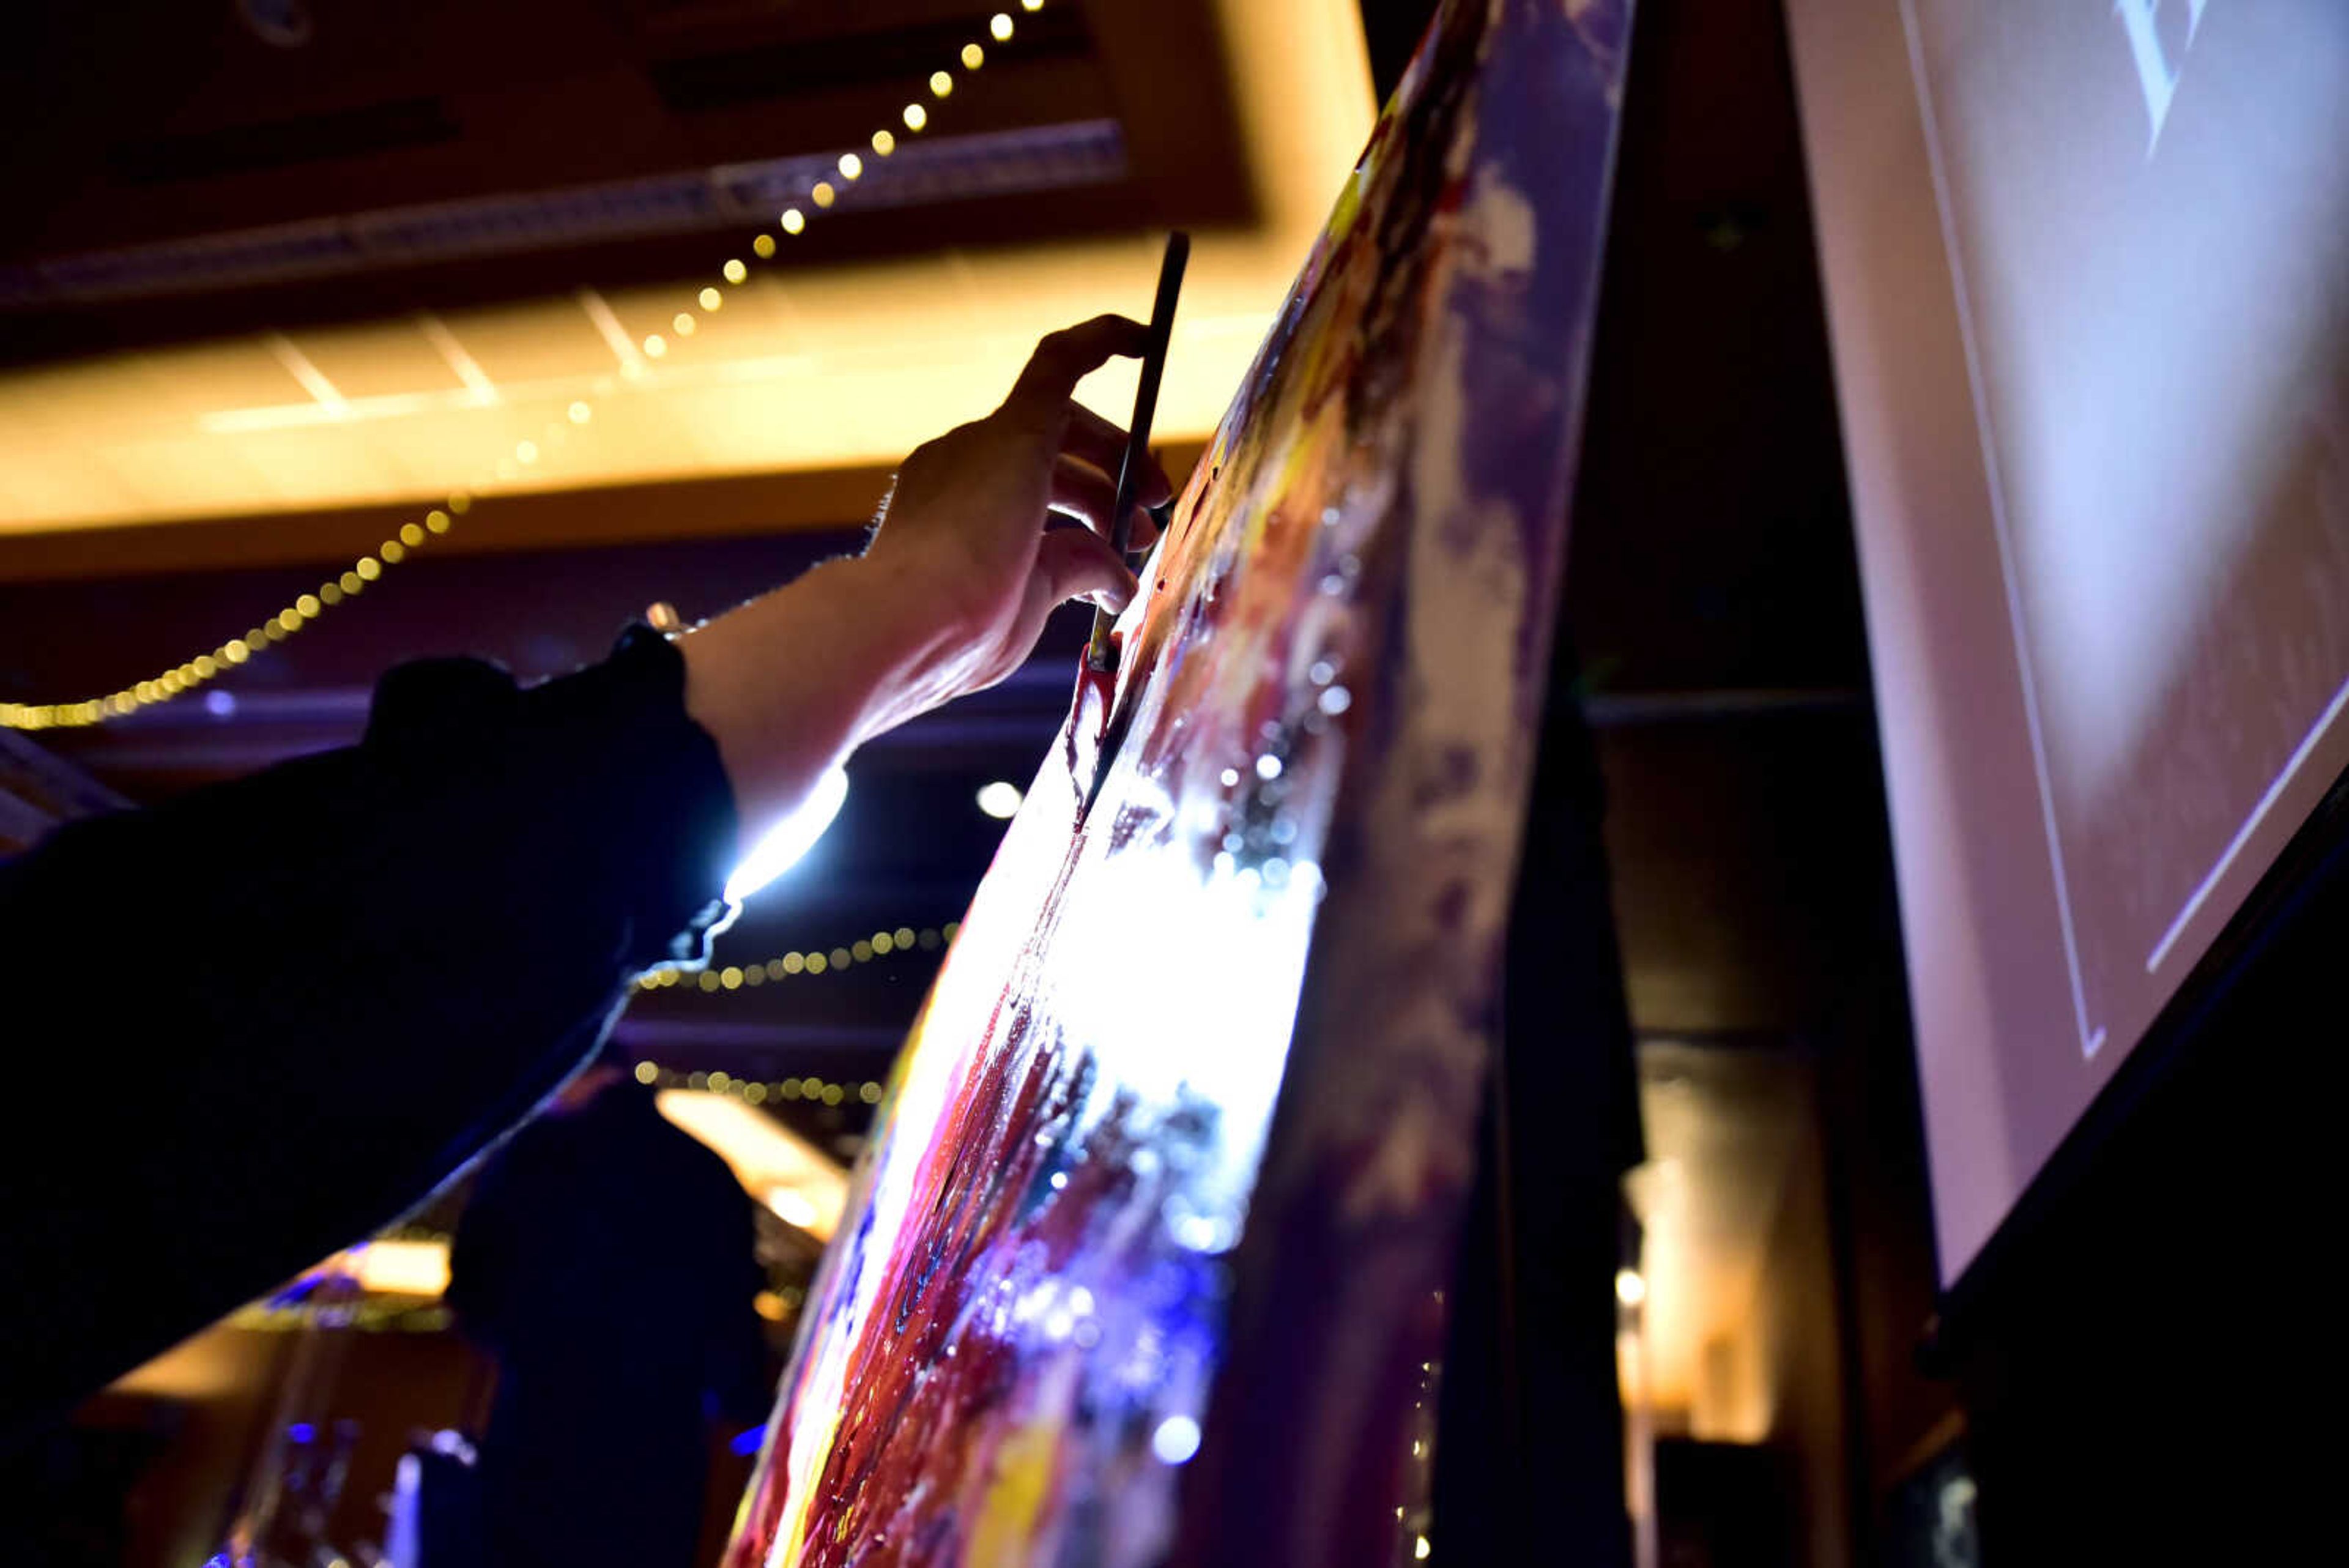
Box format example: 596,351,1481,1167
1086,232,1190,672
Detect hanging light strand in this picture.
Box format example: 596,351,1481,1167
0,494,478,730
636,921,960,994
631,1062,889,1110
1,4,1045,732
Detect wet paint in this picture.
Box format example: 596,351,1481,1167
723,3,1630,1563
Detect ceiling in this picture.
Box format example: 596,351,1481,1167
0,0,1371,540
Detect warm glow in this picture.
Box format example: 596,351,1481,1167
656,1090,850,1241
767,1189,821,1228
352,1238,452,1298
0,1,1374,537
1615,1268,1647,1307
990,13,1014,42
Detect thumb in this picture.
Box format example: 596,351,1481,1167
1034,526,1138,614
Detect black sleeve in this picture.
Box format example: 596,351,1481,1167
443,1123,527,1348
0,627,739,1430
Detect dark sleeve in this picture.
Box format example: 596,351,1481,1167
0,628,738,1430
445,1127,527,1348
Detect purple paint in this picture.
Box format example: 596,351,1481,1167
724,4,1629,1562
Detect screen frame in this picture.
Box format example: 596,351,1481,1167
1926,762,2349,1337
1783,0,2349,1312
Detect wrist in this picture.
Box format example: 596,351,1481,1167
820,553,983,743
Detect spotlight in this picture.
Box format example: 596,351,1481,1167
976,780,1025,819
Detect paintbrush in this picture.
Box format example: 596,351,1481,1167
1077,233,1187,818
1085,232,1189,674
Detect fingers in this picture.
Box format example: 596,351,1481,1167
1048,457,1162,551
1003,316,1149,425
1061,403,1176,507
1035,526,1138,615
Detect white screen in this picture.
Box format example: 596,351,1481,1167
1784,0,2349,1280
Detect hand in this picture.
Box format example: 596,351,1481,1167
861,313,1173,698
678,317,1174,859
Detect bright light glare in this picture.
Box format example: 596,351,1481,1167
353,1239,451,1298
1150,1414,1201,1465
768,1188,821,1228
976,780,1025,819
727,767,849,902
1614,1268,1647,1307
658,1090,849,1240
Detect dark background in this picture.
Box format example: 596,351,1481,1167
7,1,2337,1563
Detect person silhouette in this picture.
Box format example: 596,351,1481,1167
448,1060,772,1568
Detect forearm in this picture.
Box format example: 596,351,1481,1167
679,554,976,855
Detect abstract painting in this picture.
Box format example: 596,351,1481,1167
723,2,1630,1563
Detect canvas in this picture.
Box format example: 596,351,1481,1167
723,2,1631,1563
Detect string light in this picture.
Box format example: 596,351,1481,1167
634,923,958,993
0,486,478,730
628,1061,892,1111
2,4,1049,733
